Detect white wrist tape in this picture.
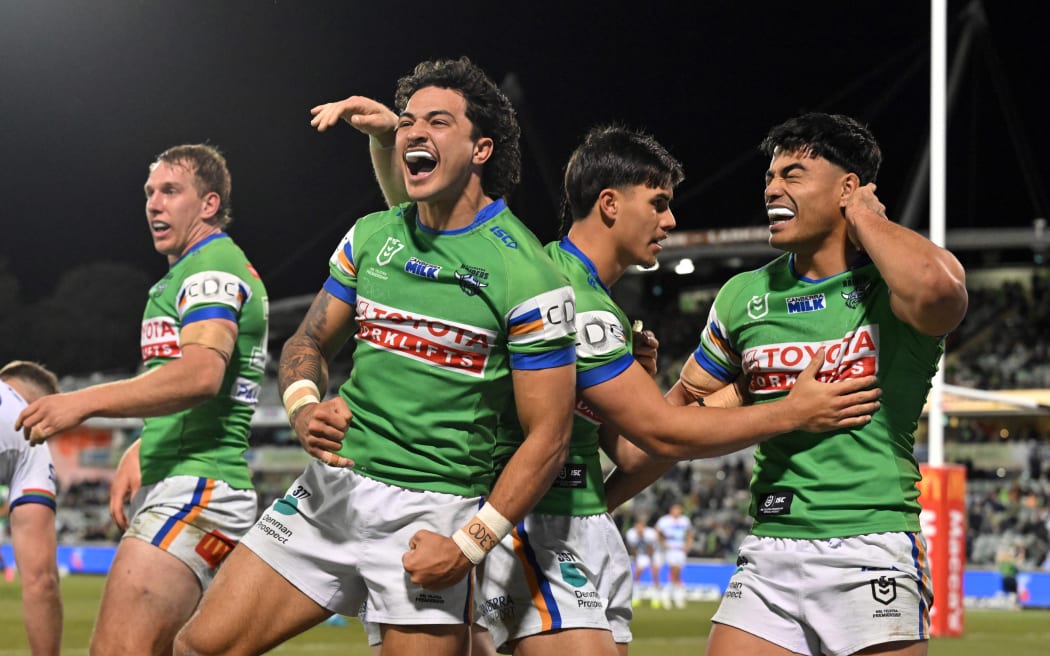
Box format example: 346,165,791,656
452,502,514,565
283,380,321,419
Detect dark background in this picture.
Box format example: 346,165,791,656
2,0,1047,372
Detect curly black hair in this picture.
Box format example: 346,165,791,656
395,57,521,200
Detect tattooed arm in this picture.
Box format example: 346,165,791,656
278,290,358,466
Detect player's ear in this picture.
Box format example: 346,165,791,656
840,172,860,203
200,191,222,220
473,137,494,165
597,188,618,222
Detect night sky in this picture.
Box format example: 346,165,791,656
3,0,1048,304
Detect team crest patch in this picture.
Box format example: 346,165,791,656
841,276,874,309
747,293,770,319
870,575,897,605
454,264,489,296
195,530,234,569
376,237,404,266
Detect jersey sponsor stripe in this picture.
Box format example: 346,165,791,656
357,322,489,377
512,522,561,631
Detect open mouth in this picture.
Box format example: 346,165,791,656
405,149,437,177
767,207,795,224
150,220,171,235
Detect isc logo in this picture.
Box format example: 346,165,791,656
489,225,519,249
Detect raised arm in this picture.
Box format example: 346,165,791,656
310,95,407,207
843,183,968,336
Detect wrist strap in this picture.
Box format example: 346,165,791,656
283,380,320,419
452,502,514,565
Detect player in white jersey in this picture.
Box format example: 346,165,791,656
655,503,693,609
625,515,662,608
1,361,62,655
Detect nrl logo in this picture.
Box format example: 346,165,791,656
376,237,405,266
454,265,489,296
870,575,897,605
747,293,770,319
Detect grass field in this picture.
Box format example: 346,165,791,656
3,575,1050,655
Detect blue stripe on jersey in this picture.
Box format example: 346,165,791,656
183,305,237,325
323,276,357,306
150,477,208,547
692,348,735,382
416,198,507,235
558,236,610,294
577,352,633,389
171,232,229,268
508,306,543,329
511,346,575,370
516,519,562,629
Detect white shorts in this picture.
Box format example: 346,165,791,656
664,547,687,569
634,553,652,572
712,532,932,656
476,512,632,652
240,460,479,625
124,475,257,588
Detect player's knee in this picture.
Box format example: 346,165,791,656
173,618,242,656
174,625,213,656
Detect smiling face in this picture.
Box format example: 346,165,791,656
611,183,677,269
144,161,220,262
395,86,492,205
764,148,851,257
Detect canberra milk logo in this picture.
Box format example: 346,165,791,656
747,293,770,319
785,293,826,314
376,237,404,266
404,257,441,280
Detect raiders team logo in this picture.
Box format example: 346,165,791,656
455,265,490,296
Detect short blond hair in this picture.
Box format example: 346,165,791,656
0,361,60,397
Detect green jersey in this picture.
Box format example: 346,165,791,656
496,238,633,516
139,233,269,490
691,253,941,538
324,200,576,498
